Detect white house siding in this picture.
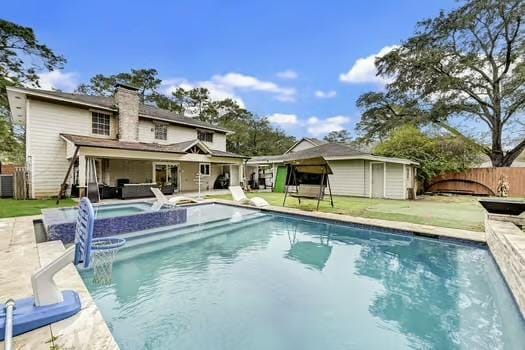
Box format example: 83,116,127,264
363,161,370,197
138,119,228,151
385,163,405,199
326,159,406,199
327,160,368,197
138,120,197,145
209,133,227,152
27,100,117,198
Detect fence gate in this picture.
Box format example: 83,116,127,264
13,167,28,199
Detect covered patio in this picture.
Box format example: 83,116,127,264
60,134,245,199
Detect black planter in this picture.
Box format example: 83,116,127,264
478,199,525,215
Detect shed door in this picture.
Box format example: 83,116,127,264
371,163,385,198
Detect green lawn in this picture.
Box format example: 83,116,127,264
0,198,77,218
208,192,486,232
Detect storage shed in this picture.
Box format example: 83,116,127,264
247,139,418,200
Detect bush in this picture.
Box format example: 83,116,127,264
374,125,482,184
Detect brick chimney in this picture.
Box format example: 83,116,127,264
115,83,139,141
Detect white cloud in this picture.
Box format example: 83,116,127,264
276,69,298,80
162,72,296,106
212,73,296,102
339,45,398,85
267,113,298,125
38,71,78,92
306,115,350,136
314,90,337,99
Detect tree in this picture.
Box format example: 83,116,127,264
323,130,353,144
356,0,525,167
76,68,161,103
156,87,218,121
0,19,66,162
374,125,482,184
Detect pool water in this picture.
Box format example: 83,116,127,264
61,202,153,220
81,213,525,350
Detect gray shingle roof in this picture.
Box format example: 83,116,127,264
20,87,231,133
60,134,246,158
248,143,367,164
303,137,328,146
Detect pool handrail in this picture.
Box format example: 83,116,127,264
3,299,15,350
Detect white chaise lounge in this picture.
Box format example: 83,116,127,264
150,187,200,210
228,186,270,208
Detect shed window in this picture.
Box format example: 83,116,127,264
197,130,213,143
154,123,167,140
92,112,110,136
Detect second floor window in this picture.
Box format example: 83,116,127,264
92,112,110,136
154,123,167,140
197,130,213,143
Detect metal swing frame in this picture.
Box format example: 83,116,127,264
282,163,334,211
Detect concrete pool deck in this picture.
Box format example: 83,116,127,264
0,200,516,348
0,215,118,350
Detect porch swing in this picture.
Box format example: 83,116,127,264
282,160,334,211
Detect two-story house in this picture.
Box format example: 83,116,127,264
6,84,246,199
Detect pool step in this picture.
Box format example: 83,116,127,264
117,211,264,242
116,214,272,260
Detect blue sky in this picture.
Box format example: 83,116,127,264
3,0,457,138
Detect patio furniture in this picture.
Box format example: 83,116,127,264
121,183,158,199
161,185,175,195
99,185,118,199
229,186,270,208
150,187,199,210
116,178,130,198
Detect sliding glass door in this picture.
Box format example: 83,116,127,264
153,163,179,192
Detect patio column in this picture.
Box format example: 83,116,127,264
78,154,86,197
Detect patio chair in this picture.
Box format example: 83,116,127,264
228,186,270,208
150,187,199,210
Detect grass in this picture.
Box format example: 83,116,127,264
0,198,77,218
208,192,487,232
0,194,488,231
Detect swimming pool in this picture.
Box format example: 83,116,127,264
80,207,525,349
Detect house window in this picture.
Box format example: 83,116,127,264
92,112,110,136
197,130,213,143
154,123,167,140
199,163,210,176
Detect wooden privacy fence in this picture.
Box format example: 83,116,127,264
427,167,525,197
13,166,29,199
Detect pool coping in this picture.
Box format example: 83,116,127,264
210,199,486,244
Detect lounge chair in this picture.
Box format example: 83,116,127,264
150,187,199,210
228,186,270,208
